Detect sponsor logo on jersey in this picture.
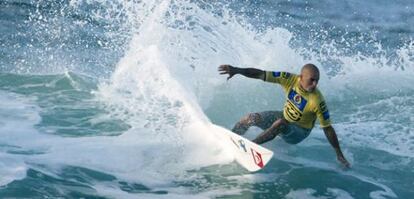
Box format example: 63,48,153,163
281,72,291,79
272,71,281,77
294,94,302,104
250,148,264,168
323,111,330,120
285,101,303,121
288,89,307,111
319,101,330,120
319,101,327,112
271,71,291,79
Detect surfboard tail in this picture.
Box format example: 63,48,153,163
212,124,274,172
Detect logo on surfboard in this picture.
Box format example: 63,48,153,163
238,139,247,152
250,148,264,168
229,137,248,153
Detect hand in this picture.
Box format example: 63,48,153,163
337,155,351,169
218,64,237,80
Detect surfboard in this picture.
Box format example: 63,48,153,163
212,125,274,172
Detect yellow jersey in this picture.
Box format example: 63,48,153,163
264,71,331,129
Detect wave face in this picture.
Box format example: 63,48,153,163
0,0,413,198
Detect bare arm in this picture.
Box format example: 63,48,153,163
323,125,350,168
218,65,265,80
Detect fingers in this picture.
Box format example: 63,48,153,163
218,64,231,75
343,160,351,168
218,64,229,71
338,157,351,169
218,64,235,80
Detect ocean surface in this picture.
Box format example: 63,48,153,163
1,0,413,198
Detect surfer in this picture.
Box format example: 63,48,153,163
218,64,350,168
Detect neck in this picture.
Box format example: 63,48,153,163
299,83,308,93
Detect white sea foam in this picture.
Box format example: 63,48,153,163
0,91,41,186
286,188,354,199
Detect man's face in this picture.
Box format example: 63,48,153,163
300,69,319,92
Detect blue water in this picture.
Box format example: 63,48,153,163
1,0,413,198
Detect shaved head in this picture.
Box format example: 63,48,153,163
300,64,320,92
301,64,319,76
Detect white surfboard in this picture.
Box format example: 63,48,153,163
212,125,274,172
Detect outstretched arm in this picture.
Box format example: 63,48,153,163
218,65,265,80
323,125,351,168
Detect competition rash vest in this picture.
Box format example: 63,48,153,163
264,71,331,129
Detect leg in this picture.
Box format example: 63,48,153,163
280,124,312,144
252,118,287,144
231,113,262,135
232,111,283,135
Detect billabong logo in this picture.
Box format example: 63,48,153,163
250,148,264,168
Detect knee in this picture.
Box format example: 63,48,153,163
270,118,287,129
241,113,261,125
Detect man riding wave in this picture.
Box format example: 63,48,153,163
218,64,350,168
